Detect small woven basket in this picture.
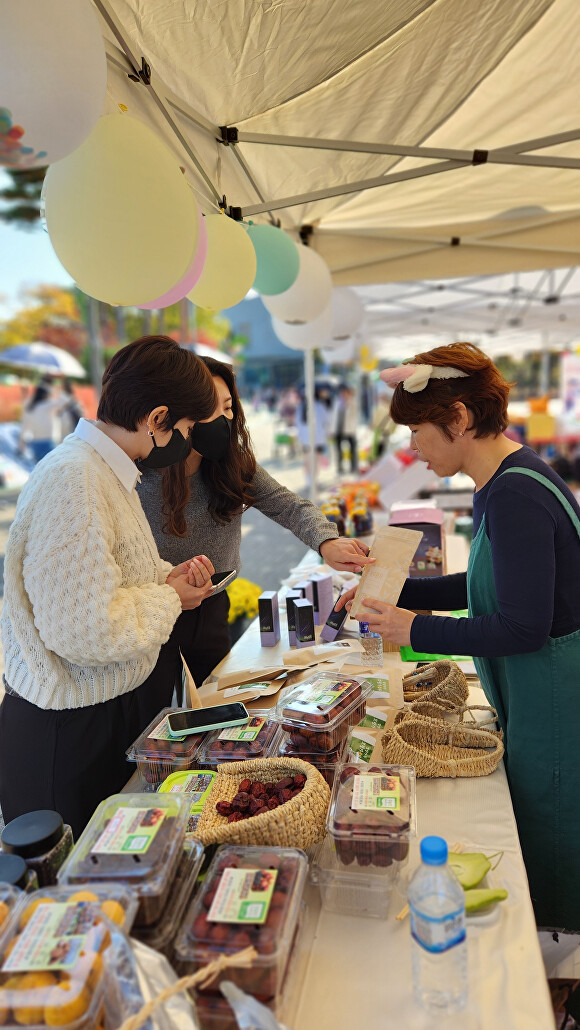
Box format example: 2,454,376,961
194,757,330,849
397,702,503,739
381,717,504,778
402,659,469,706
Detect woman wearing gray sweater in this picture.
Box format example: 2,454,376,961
137,356,372,687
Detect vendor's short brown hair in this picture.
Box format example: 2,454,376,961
97,336,216,431
389,342,513,439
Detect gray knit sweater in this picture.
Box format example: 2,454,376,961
137,464,338,572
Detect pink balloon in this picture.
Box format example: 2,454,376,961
139,208,208,309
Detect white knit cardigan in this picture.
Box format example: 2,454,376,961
1,436,182,710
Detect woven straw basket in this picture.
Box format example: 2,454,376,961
194,757,330,849
402,659,469,706
398,702,503,739
381,718,504,778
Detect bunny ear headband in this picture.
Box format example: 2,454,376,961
380,363,469,394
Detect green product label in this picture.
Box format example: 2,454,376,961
2,903,95,973
349,731,375,763
358,711,387,730
207,867,278,925
164,772,215,808
148,714,186,743
351,773,400,812
364,676,391,700
91,806,166,855
301,678,350,706
218,716,266,742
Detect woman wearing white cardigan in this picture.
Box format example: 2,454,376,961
0,336,217,837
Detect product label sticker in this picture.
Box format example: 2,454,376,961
91,806,166,855
148,714,186,743
218,716,266,742
166,773,215,806
223,683,272,699
363,676,391,700
207,867,278,924
410,905,466,954
2,902,96,973
348,730,376,763
351,773,400,812
297,677,352,706
358,710,387,730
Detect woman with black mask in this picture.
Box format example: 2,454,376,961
137,357,373,688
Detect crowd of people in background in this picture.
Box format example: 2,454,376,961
19,377,83,462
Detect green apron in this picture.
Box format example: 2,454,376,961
467,467,580,931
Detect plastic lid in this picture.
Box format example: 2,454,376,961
1,810,64,858
0,853,29,888
420,835,448,865
126,707,207,765
276,675,373,731
358,622,370,632
326,763,417,842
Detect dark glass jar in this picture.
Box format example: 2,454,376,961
1,810,73,886
0,852,38,892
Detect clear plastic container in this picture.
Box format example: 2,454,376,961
276,675,371,753
132,838,204,959
197,712,282,765
327,763,416,869
126,707,208,785
276,734,348,788
158,770,216,834
0,893,112,1030
57,793,190,928
311,834,399,918
6,883,139,935
0,885,21,938
174,845,307,1000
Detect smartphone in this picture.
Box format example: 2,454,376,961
209,569,237,593
167,702,249,737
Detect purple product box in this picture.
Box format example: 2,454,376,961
320,596,350,642
293,580,314,603
294,598,315,648
310,572,334,626
258,591,280,647
285,589,302,647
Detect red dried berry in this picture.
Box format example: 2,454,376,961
248,798,261,815
255,806,269,816
293,774,307,787
239,778,252,792
290,788,302,798
267,797,279,810
279,788,293,802
228,811,244,822
263,782,276,795
215,801,232,817
275,777,294,791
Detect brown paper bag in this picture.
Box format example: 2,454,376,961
349,525,423,620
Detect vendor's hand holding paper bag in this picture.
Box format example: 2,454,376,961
349,525,422,620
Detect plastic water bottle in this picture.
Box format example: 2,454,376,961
358,621,383,666
408,836,468,1013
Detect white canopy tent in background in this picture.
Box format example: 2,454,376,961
84,0,580,495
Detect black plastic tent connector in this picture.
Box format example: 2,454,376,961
219,126,239,145
472,149,488,165
128,57,151,85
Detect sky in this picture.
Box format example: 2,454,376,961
0,171,73,320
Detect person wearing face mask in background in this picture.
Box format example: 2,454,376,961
0,337,217,837
137,356,374,689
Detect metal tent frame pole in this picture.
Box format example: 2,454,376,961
304,349,318,506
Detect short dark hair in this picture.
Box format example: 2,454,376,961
97,336,216,431
389,342,512,439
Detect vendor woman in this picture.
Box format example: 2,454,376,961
138,355,373,688
0,336,218,838
339,342,580,932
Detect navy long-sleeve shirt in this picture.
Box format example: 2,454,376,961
399,446,580,658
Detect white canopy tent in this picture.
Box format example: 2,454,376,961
93,0,580,281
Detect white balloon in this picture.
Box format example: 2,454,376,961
271,306,333,351
330,287,364,340
321,338,356,364
0,0,107,168
262,246,332,322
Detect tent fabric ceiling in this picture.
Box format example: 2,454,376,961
96,0,580,283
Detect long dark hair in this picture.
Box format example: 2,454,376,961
161,356,257,535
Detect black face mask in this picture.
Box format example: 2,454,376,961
140,427,191,470
189,415,231,462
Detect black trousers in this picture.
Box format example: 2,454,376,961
165,590,231,693
334,434,358,473
0,638,181,840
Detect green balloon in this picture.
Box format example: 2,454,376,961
247,224,300,295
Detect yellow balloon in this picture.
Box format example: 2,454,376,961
188,214,257,311
44,114,200,306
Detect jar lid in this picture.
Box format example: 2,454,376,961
1,810,64,858
0,853,28,888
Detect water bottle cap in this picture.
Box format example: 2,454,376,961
420,835,448,865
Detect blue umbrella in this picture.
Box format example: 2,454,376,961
0,342,86,379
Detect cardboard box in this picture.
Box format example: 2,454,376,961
259,591,280,646
310,572,334,626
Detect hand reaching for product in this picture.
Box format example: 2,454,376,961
166,554,215,610
335,588,416,646
319,537,376,574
